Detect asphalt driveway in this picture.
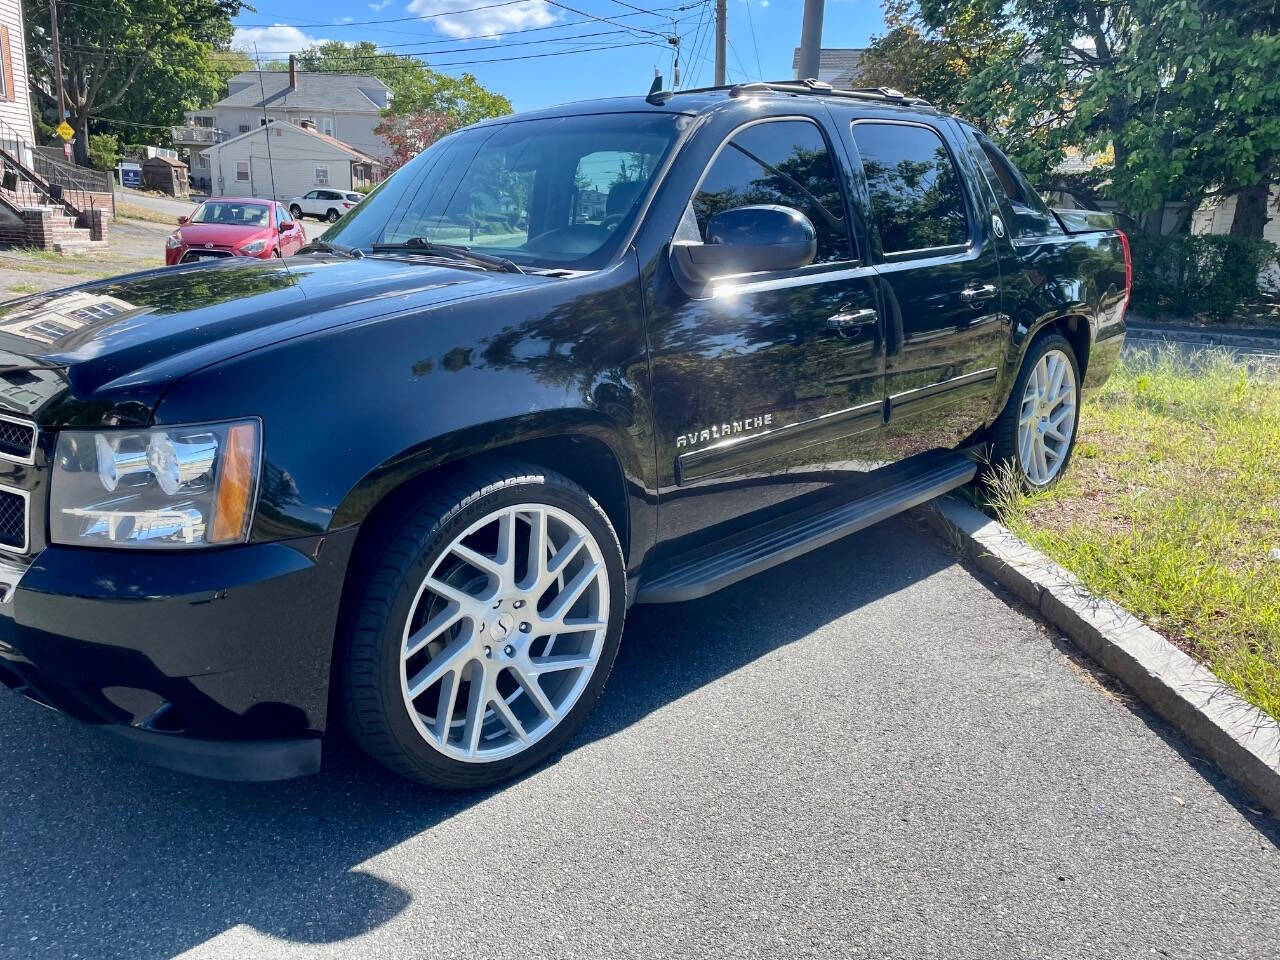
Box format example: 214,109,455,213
0,517,1275,959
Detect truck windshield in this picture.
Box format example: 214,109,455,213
324,112,686,271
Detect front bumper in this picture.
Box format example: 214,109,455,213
0,528,358,780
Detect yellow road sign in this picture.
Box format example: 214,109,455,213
56,121,74,141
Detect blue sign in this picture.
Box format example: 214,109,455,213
118,165,142,188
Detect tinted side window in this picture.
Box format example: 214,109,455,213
851,122,968,255
975,134,1064,240
693,119,853,264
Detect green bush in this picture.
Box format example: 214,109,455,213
1128,233,1278,323
87,132,120,173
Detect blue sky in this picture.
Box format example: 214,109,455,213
231,1,888,112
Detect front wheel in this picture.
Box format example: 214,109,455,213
289,204,303,219
339,463,626,789
989,332,1081,489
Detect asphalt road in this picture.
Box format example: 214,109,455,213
0,517,1276,959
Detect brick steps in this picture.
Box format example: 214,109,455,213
0,188,101,250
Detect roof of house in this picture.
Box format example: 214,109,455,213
201,120,382,165
217,71,391,112
143,154,187,169
791,47,867,88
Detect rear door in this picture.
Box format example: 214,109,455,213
847,118,1007,459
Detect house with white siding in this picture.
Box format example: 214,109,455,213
0,0,34,156
174,56,392,191
200,119,382,201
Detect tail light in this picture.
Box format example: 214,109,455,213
342,202,353,208
1118,229,1132,314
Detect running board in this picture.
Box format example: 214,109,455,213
635,456,977,604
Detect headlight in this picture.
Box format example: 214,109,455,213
51,420,261,548
166,232,184,250
239,239,268,255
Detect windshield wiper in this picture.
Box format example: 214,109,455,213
370,238,523,274
298,239,363,259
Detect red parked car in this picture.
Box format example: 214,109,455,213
165,198,306,266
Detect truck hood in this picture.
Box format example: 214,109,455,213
0,255,548,426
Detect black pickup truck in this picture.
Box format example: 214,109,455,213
0,82,1128,788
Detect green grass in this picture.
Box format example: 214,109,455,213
6,283,39,295
988,346,1280,719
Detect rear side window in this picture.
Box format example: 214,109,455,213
693,119,854,264
851,122,969,255
973,132,1064,240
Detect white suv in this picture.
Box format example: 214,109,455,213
287,189,363,223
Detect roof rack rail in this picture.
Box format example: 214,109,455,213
663,78,932,108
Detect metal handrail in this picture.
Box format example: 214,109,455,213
31,148,112,193
0,116,106,224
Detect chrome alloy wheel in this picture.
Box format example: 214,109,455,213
1017,348,1077,486
400,503,610,763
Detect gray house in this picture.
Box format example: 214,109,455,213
173,56,392,191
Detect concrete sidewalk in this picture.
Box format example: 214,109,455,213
0,518,1275,959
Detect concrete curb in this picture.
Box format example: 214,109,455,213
918,494,1280,821
1127,324,1280,352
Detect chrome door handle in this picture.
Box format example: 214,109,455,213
959,283,998,305
827,307,878,337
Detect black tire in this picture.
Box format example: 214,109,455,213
988,331,1081,491
338,461,626,789
326,208,340,223
289,204,303,220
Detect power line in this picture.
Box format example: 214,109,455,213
542,0,675,40
63,27,642,59
53,0,530,31
743,0,763,80
67,36,669,73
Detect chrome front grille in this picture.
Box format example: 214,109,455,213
0,414,35,464
0,485,28,554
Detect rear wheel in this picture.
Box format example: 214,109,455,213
326,208,340,223
989,332,1081,489
339,462,626,789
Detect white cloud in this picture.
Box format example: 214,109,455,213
369,0,392,9
232,25,323,55
407,0,559,39
337,15,355,23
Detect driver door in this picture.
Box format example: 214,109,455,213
645,115,885,554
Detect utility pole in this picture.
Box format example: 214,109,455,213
797,0,826,80
49,0,66,123
714,0,727,86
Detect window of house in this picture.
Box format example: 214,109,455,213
323,118,334,137
235,160,250,182
851,122,969,255
315,166,330,186
238,124,250,134
692,119,853,264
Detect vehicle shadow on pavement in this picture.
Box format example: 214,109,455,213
0,518,1268,957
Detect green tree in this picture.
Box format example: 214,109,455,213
864,1,1280,235
854,0,1013,113
273,41,511,126
87,131,119,171
23,0,245,164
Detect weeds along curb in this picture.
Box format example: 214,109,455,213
917,494,1280,821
